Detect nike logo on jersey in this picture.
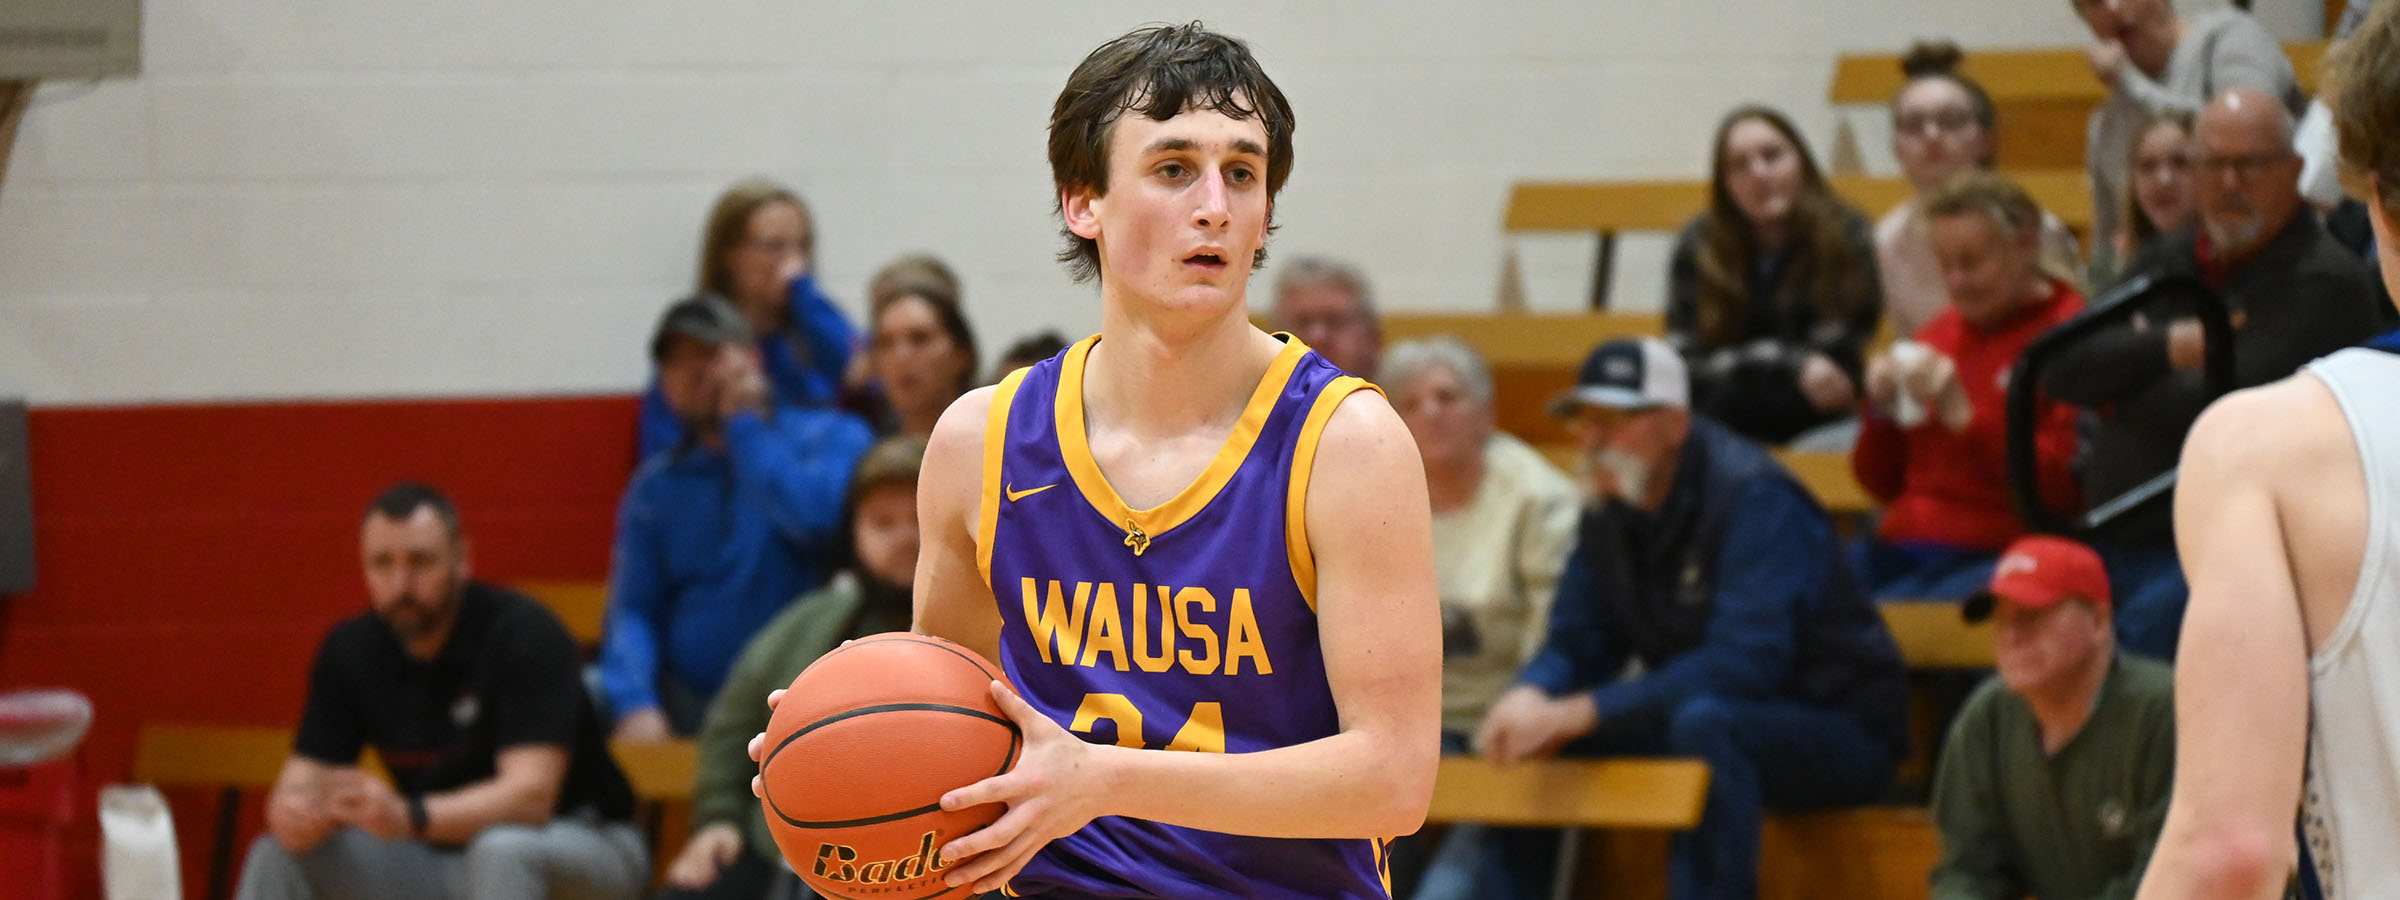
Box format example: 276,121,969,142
1006,483,1057,502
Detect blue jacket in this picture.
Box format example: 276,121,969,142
1519,416,1908,753
599,405,875,715
638,273,858,459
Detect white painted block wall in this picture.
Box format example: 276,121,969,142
0,0,2304,404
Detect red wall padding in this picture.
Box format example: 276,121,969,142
0,395,640,899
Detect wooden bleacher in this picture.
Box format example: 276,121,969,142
1503,172,2092,309
517,578,607,648
1827,41,2328,170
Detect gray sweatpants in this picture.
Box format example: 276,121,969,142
233,819,649,900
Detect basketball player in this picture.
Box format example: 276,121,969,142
750,21,1440,899
2134,5,2400,898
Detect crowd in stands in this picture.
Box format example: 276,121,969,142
229,2,2400,899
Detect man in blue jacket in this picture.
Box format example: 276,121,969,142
1475,337,1908,900
600,293,875,742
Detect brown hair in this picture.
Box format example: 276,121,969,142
1930,171,2083,288
2330,0,2400,223
1893,40,1998,167
868,254,961,309
697,178,812,297
868,256,981,396
2124,109,2196,248
1047,22,1297,284
1690,106,1874,347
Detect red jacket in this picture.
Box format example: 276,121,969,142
1853,279,2084,550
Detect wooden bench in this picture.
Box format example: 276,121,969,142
1504,172,2091,309
131,726,383,900
517,579,607,648
1826,42,2326,171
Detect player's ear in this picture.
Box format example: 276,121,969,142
1063,188,1103,241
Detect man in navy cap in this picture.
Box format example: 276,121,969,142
1475,336,1908,900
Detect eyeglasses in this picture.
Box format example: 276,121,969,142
2193,152,2294,181
1895,108,1978,138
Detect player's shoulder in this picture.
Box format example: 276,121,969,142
923,384,1003,489
1310,383,1413,467
2183,372,2351,480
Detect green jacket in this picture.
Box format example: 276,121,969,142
689,576,913,863
1928,653,2175,900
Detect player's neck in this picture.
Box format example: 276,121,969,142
1088,299,1281,437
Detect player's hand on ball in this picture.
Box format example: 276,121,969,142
747,688,787,799
936,681,1104,893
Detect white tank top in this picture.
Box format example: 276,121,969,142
2299,347,2400,899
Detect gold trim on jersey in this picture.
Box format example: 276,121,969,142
977,366,1033,591
1054,333,1309,545
1285,376,1378,613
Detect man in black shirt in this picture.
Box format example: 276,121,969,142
234,483,646,900
2044,87,2382,660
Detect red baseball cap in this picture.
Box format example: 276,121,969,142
1962,535,2112,622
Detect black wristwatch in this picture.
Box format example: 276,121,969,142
405,794,429,839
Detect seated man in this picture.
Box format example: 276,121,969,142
600,294,876,740
1269,256,1383,377
236,483,645,900
1852,172,2086,601
1930,535,2173,900
2045,88,2382,658
1477,337,1909,900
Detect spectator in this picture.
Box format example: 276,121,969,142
234,484,645,900
600,294,876,741
1928,536,2173,900
865,253,961,312
1375,337,1580,900
1475,337,1907,900
861,256,979,437
1667,106,1884,447
2072,0,2300,279
1853,172,2086,601
656,436,926,900
1271,256,1382,377
2120,111,2200,273
641,180,858,459
2044,88,2381,658
988,331,1070,384
1876,41,2083,338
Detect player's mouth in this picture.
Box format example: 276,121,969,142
1182,249,1228,274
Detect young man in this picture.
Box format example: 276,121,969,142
2136,4,2400,897
750,22,1441,899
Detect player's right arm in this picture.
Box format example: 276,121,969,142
264,756,337,853
2134,384,2316,900
911,385,1004,664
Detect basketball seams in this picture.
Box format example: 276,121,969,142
761,702,1020,829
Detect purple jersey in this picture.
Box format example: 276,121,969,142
976,334,1391,899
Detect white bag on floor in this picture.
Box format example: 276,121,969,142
98,784,182,900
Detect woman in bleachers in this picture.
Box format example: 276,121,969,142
859,254,979,437
1375,337,1579,900
640,179,858,458
1875,41,2082,338
658,435,926,900
1666,105,1883,448
1851,172,2085,601
2114,110,2198,283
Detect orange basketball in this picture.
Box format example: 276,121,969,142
758,632,1021,899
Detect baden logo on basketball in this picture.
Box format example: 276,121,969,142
811,831,952,886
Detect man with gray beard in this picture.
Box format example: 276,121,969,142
1473,337,1907,900
2045,87,2380,660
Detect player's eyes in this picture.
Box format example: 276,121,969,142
1227,166,1256,185
1156,163,1188,181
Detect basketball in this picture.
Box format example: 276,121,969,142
757,632,1022,899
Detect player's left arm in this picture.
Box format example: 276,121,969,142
2134,385,2314,900
932,389,1441,893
